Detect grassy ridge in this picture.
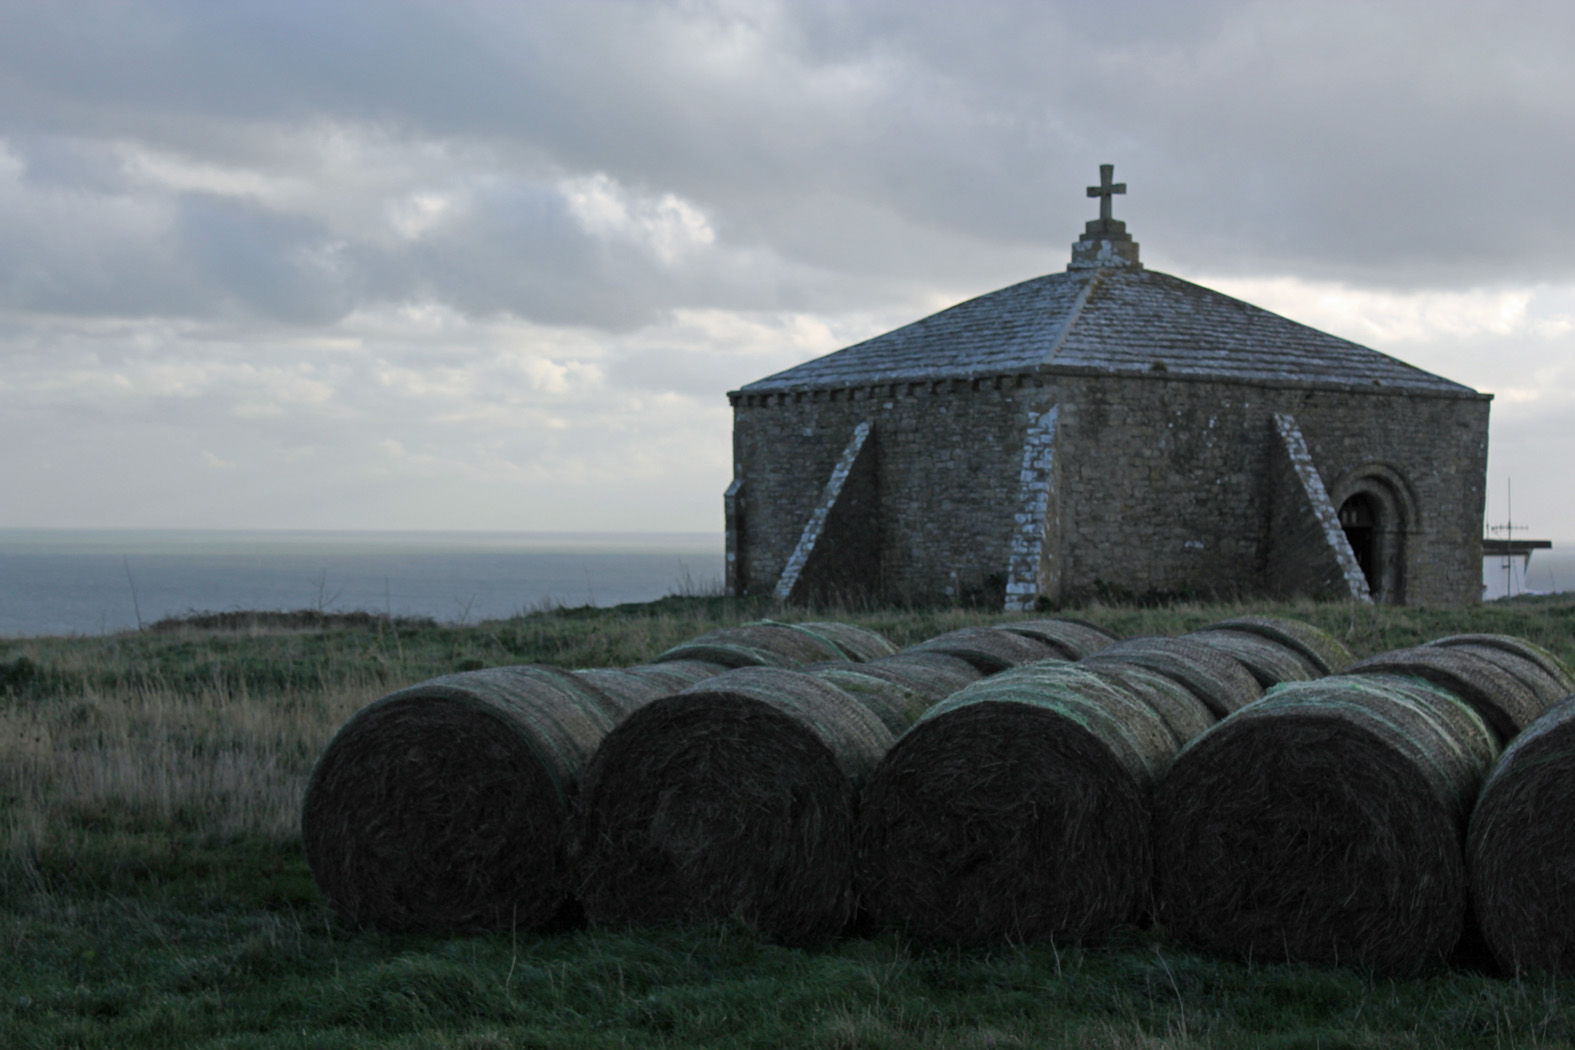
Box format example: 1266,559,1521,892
2,594,1574,1048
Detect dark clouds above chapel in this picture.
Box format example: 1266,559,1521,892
0,1,1570,532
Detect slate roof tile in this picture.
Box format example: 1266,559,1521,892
738,267,1478,397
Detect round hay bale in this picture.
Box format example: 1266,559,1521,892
1426,634,1575,695
653,622,845,668
810,667,936,736
1186,628,1322,688
794,621,900,662
869,650,986,685
1203,616,1355,674
1344,646,1549,744
1468,696,1575,974
1083,636,1263,718
302,665,620,932
1423,643,1570,709
622,659,731,690
1153,674,1498,976
571,669,671,719
574,667,892,945
848,656,981,703
856,663,1175,945
1081,663,1216,747
901,626,1059,674
999,618,1119,660
572,661,729,719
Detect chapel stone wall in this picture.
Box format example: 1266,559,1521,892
732,372,1489,608
729,376,1056,604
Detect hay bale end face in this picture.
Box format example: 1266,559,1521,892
1153,675,1498,976
856,664,1174,946
574,668,893,945
302,665,618,932
1468,696,1575,975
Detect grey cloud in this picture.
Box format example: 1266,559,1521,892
4,0,1574,303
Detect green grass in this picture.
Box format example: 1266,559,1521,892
3,594,1575,1047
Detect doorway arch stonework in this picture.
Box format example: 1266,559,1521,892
1330,465,1418,604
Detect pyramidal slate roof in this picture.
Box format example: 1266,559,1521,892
737,266,1479,397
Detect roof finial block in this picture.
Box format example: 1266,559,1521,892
1070,163,1141,270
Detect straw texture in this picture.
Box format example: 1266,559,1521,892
1344,646,1551,743
901,626,1060,673
574,667,893,945
1083,636,1263,718
1154,674,1498,975
1426,634,1575,696
573,661,728,718
856,663,1175,945
1205,616,1355,674
653,622,848,668
1186,628,1323,688
795,621,901,661
302,665,619,931
1000,618,1119,659
1467,696,1575,974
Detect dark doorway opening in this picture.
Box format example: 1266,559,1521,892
1339,494,1378,594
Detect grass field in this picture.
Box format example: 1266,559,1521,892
3,594,1574,1048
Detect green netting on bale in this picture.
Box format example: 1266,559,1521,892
856,663,1176,946
302,665,620,932
1204,616,1355,674
1153,673,1499,976
1468,696,1575,974
574,667,894,946
1083,635,1262,719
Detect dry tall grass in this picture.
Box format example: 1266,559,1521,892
1,674,385,868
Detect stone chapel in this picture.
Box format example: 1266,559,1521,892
725,166,1491,608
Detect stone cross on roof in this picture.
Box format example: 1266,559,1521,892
1070,162,1141,270
1087,164,1126,224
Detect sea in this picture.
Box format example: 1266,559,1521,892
0,529,725,639
1,528,1568,640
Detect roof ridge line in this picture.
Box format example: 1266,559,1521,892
1041,270,1099,366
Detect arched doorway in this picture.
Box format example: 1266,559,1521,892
1338,493,1379,596
1332,468,1414,604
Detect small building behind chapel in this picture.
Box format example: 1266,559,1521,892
725,167,1491,608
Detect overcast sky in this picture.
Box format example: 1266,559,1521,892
1,0,1571,538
